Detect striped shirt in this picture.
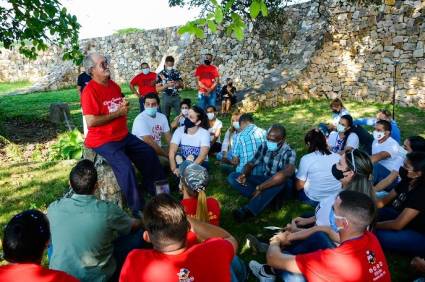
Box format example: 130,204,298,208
233,124,266,174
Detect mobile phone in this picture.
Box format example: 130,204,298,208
264,226,283,231
155,180,170,195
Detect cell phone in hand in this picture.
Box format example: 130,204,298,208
155,180,170,195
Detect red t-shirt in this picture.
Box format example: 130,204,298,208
130,72,157,97
119,238,234,282
181,197,221,226
194,65,219,93
0,263,78,282
81,80,128,148
295,231,390,282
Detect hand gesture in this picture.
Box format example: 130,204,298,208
270,231,292,247
236,174,246,186
117,100,129,116
292,217,311,228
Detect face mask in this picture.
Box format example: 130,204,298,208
399,146,408,158
336,124,346,133
232,121,240,130
142,68,150,75
184,117,196,129
399,166,408,180
165,66,173,71
204,59,211,65
145,107,157,117
266,141,279,151
332,109,340,114
207,113,215,120
228,82,233,86
329,208,344,233
181,109,189,116
331,164,345,180
373,130,385,141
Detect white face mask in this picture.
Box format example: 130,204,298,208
207,113,215,120
232,122,240,130
181,109,189,116
373,130,385,141
399,146,408,158
165,66,173,71
336,124,346,133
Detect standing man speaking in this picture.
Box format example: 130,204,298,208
195,53,220,110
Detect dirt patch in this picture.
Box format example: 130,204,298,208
2,118,60,144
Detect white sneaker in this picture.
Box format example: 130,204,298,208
249,260,276,282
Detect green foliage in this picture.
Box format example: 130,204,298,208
114,27,144,35
0,80,31,96
0,0,82,64
50,129,83,160
176,0,268,41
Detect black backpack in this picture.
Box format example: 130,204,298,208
351,125,374,155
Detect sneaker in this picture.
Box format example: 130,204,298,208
246,234,269,254
249,260,276,282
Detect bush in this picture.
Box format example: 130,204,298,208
114,27,144,35
50,129,83,160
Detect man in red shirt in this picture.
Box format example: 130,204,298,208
194,53,220,110
263,190,391,282
129,62,158,112
119,194,247,282
0,210,78,282
81,53,165,216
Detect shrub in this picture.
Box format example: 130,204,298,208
50,129,83,160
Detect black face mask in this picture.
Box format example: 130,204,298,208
332,164,345,180
228,82,233,86
399,166,408,180
204,60,211,65
184,117,196,129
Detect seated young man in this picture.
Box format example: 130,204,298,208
48,160,144,282
354,109,401,144
227,124,296,222
371,120,405,191
0,210,78,282
258,190,390,282
132,92,171,165
120,193,247,282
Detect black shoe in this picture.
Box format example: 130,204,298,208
232,207,253,223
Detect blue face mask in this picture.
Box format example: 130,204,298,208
266,140,279,151
142,68,150,75
145,107,157,117
329,208,344,233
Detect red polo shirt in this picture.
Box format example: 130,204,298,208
130,72,157,97
81,80,128,148
194,65,219,93
0,263,78,282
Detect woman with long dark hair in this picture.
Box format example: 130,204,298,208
375,152,425,257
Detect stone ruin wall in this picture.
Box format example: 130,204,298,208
0,0,424,109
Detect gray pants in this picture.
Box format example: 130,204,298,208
161,94,180,120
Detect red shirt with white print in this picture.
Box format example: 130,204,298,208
82,80,128,148
119,237,234,282
295,231,390,282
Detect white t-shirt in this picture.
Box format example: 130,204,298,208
208,119,223,143
372,137,404,171
171,126,210,159
131,111,170,146
327,131,359,153
331,108,350,126
315,194,337,227
296,151,342,202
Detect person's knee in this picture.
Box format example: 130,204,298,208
227,172,240,188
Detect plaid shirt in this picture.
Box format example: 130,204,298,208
233,124,266,174
250,142,296,177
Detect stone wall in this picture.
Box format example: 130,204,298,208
0,0,424,109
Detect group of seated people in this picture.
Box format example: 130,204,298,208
1,53,425,282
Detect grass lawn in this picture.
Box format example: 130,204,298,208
0,80,31,96
0,82,424,281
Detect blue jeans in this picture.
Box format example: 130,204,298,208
198,89,217,110
286,231,336,255
297,189,319,207
138,96,145,112
227,172,292,216
376,207,425,257
93,134,165,213
231,256,247,282
373,163,398,192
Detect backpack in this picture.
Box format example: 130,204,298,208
351,125,374,155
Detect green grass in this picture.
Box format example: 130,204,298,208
0,80,32,96
0,84,424,280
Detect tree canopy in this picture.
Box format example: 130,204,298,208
0,0,82,64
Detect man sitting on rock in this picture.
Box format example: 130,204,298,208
81,53,165,215
228,124,296,222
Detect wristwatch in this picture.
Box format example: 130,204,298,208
256,185,262,192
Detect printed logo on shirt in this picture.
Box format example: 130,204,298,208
103,97,123,113
180,144,201,159
392,192,406,209
177,268,194,282
366,250,387,281
151,124,163,142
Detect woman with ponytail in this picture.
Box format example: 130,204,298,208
179,161,221,225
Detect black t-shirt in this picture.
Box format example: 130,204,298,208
392,180,425,233
77,72,92,94
219,85,236,100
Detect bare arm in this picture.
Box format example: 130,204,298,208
188,217,238,253
77,86,82,94
141,135,168,157
129,84,140,98
374,171,399,192
259,164,295,191
194,146,209,164
370,151,390,164
211,126,222,144
171,114,183,130
375,190,397,208
267,236,301,274
210,77,219,91
169,143,179,174
289,225,340,243
164,131,172,146
295,179,305,191
376,208,420,230
85,102,128,127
